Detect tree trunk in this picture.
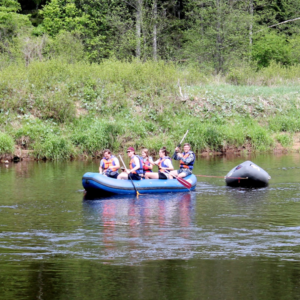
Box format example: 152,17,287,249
136,0,142,58
216,0,223,73
249,0,253,46
153,0,157,61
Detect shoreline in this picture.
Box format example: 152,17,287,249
1,142,298,163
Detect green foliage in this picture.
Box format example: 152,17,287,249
252,32,292,68
0,131,14,154
268,113,300,132
14,119,60,149
34,133,75,160
0,59,300,158
276,133,293,147
71,118,124,155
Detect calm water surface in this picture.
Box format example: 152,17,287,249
1,154,300,299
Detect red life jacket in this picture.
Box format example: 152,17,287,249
143,160,152,172
101,156,119,172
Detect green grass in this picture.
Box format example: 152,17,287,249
1,58,300,159
0,132,15,155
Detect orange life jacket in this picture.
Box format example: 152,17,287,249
101,156,119,172
179,151,195,170
157,156,171,170
129,155,143,175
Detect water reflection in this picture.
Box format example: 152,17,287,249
83,193,196,255
225,186,269,205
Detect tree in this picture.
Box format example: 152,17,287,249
0,0,31,55
183,0,252,72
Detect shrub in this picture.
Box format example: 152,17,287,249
0,132,14,155
34,134,75,160
276,133,293,148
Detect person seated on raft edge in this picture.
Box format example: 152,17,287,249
117,147,143,180
140,148,153,177
169,143,196,179
145,147,174,180
99,149,120,179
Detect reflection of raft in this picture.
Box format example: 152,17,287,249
82,172,197,195
225,161,271,188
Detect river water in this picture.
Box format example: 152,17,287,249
1,154,300,299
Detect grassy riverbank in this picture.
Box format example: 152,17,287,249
1,59,300,160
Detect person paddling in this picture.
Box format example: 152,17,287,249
141,148,153,177
169,143,195,178
99,149,120,179
117,147,143,180
145,147,174,179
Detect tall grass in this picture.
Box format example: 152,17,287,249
0,132,14,155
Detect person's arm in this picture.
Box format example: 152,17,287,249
150,158,158,166
147,158,153,170
114,157,120,170
173,148,183,160
99,160,103,174
149,158,157,166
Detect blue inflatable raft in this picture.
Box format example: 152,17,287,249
82,172,197,195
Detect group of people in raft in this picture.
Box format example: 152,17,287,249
99,144,195,181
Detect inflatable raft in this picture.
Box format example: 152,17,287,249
82,172,197,195
225,160,271,188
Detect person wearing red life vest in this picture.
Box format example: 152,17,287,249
169,143,195,179
141,148,153,177
145,147,174,179
99,149,120,179
117,147,144,180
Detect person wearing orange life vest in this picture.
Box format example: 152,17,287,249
145,147,174,179
117,147,144,180
169,143,195,179
140,148,153,177
99,149,120,179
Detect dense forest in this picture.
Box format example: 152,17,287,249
1,0,300,159
1,0,300,70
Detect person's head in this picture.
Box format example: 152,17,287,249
127,147,135,157
141,148,149,159
103,149,111,159
183,143,191,153
159,147,169,158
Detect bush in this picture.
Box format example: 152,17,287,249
276,133,293,147
34,134,75,160
71,117,124,155
0,131,14,155
253,32,292,68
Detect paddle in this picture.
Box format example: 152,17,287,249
164,169,192,190
172,130,189,159
119,155,140,197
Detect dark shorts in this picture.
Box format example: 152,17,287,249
105,170,119,179
128,173,141,181
159,171,168,180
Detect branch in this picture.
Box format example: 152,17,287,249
255,17,300,34
268,17,300,28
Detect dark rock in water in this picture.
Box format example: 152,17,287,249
225,160,271,188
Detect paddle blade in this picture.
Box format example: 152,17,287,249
176,177,192,189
